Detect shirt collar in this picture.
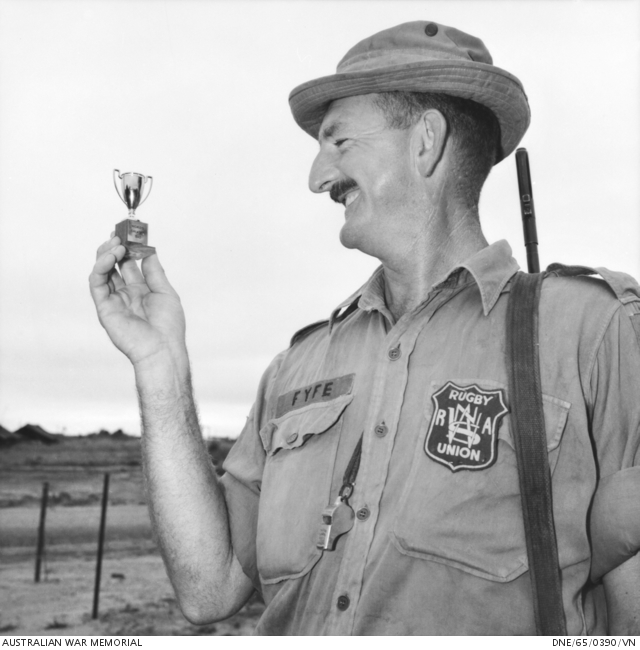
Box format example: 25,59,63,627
458,240,520,315
329,240,519,329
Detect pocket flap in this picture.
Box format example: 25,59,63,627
260,393,354,455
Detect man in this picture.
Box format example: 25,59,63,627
90,21,640,634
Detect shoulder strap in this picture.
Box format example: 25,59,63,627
289,319,329,347
547,263,640,350
506,271,567,636
594,267,640,350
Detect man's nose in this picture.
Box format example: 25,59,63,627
308,148,339,194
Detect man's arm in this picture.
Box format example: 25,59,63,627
587,294,640,635
89,237,254,623
603,552,640,634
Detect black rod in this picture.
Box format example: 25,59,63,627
515,148,540,273
34,481,49,582
92,472,110,619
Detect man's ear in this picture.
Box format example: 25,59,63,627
412,109,448,178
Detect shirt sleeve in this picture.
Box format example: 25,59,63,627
220,350,286,590
589,304,640,475
588,304,640,578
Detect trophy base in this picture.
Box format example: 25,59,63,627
115,218,155,260
123,243,156,260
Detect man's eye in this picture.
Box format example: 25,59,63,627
335,139,348,147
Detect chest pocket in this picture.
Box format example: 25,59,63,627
390,379,570,582
257,394,353,584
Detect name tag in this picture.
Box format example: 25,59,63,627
276,374,355,418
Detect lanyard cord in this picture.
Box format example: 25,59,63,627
339,433,363,500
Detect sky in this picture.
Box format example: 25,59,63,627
0,0,638,438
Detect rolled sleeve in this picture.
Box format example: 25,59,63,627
589,305,640,475
589,305,640,577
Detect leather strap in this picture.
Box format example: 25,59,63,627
506,271,567,635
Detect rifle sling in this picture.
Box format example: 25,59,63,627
506,271,567,635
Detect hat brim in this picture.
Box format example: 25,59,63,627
289,60,530,162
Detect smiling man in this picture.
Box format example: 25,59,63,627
90,21,640,635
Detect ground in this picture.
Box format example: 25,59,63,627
0,434,262,636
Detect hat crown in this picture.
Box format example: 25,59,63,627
337,21,493,74
289,20,530,162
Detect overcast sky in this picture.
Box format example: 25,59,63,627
0,0,638,438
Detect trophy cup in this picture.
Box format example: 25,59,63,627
113,169,156,260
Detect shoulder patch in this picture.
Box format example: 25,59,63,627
425,382,507,472
289,319,329,348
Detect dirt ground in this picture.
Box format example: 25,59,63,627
0,549,263,636
0,435,262,637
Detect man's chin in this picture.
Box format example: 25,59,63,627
339,223,360,250
339,231,359,251
339,224,379,259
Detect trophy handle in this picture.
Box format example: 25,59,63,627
113,169,126,205
139,175,153,207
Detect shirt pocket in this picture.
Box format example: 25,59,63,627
390,378,570,583
257,393,353,584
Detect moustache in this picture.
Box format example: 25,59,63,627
330,178,359,205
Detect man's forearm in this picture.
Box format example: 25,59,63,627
135,349,253,624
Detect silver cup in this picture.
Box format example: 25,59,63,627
113,170,153,218
113,169,156,260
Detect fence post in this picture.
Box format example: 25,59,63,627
34,482,49,582
92,472,110,619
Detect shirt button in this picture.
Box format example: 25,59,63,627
388,346,401,360
337,595,350,611
374,424,388,438
286,432,298,444
356,507,370,521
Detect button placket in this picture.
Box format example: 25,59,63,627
326,319,427,634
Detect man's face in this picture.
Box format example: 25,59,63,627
309,94,424,259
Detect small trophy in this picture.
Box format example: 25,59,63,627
113,169,156,260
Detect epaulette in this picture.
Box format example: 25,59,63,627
289,319,329,348
546,263,640,347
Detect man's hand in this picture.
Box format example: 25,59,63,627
89,236,186,366
603,552,640,634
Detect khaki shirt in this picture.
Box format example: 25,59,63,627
221,240,640,635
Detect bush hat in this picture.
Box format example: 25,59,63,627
289,20,530,162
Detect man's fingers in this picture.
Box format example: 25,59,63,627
89,245,126,304
108,267,125,292
141,253,176,295
97,235,121,260
118,255,145,285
